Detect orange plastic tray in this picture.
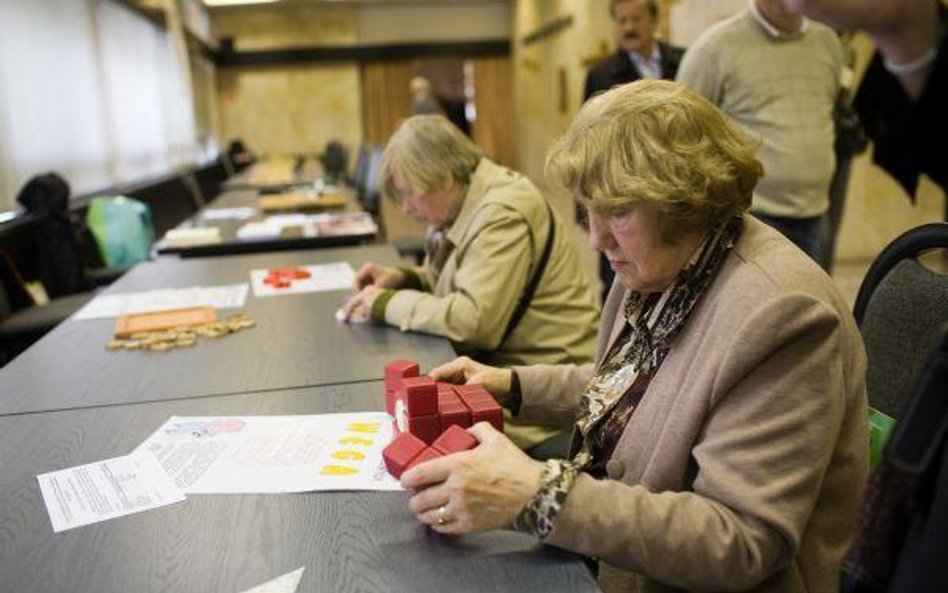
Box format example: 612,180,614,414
114,306,216,338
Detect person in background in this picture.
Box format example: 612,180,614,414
780,0,947,198
340,115,600,458
405,81,868,593
409,76,444,116
583,0,685,300
677,0,842,269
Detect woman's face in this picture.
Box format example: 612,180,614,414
588,205,704,294
394,174,463,229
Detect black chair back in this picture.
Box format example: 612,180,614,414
854,223,948,418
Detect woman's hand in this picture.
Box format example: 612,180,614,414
338,286,384,322
354,262,406,290
428,356,513,402
401,422,544,534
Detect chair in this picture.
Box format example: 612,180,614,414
842,326,948,592
853,222,948,418
0,250,93,366
193,159,229,204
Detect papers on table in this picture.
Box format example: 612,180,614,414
162,227,222,248
201,207,258,221
236,212,377,242
135,413,401,493
239,567,305,593
250,262,355,297
74,284,249,320
37,453,185,533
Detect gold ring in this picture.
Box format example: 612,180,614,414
435,505,452,525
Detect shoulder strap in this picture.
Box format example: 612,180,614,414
498,200,556,346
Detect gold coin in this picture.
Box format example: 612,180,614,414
149,342,172,351
125,340,142,349
106,340,125,350
176,339,196,347
130,332,150,340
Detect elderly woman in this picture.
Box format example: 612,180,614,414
341,115,600,453
404,80,869,593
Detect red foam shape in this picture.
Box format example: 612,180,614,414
458,391,503,432
455,383,492,400
431,425,478,455
438,389,471,431
407,446,443,469
385,360,420,379
382,432,427,478
407,413,440,444
399,376,438,417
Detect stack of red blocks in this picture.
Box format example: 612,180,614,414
381,359,504,478
383,425,479,478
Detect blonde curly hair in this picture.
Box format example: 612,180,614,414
546,79,763,243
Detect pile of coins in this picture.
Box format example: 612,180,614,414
106,313,256,352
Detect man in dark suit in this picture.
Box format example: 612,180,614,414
582,0,686,300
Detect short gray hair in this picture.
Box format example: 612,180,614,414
380,115,483,201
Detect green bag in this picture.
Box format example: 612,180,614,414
86,196,155,268
868,407,897,470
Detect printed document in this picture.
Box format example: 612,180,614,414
37,453,185,533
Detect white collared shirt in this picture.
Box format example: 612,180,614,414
628,44,662,79
748,0,810,39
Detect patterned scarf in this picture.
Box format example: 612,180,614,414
573,216,743,472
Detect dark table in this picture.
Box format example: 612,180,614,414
155,189,376,258
0,382,600,593
0,246,456,416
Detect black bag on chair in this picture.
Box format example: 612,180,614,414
16,173,93,298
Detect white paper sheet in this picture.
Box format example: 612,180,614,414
135,413,401,493
37,453,185,533
250,263,355,298
239,567,305,593
201,207,258,221
73,284,249,320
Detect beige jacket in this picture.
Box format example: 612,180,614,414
385,158,600,447
515,216,868,592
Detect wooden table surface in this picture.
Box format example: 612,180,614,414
0,246,455,416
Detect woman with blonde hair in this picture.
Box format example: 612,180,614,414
404,80,869,593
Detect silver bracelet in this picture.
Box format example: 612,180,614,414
883,47,938,76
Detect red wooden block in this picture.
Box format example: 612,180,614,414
384,360,420,415
406,413,440,444
458,390,504,432
382,432,427,478
455,383,492,400
407,446,443,469
431,425,478,455
385,359,420,379
438,389,471,432
399,376,438,417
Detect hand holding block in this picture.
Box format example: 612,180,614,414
383,432,427,478
431,425,478,455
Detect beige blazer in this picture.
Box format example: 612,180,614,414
385,158,600,447
515,216,868,592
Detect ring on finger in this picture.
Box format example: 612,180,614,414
435,505,453,526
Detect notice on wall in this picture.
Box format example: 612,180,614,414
135,413,400,494
37,453,185,533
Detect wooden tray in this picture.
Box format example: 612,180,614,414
114,306,216,338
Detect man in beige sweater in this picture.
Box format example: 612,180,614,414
677,0,842,269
